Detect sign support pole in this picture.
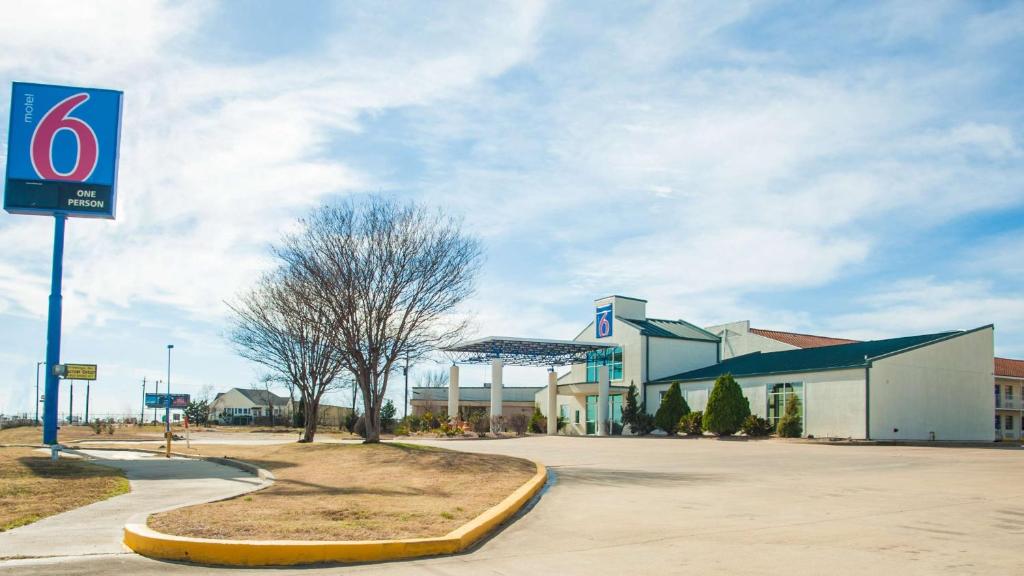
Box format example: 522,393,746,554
43,213,66,444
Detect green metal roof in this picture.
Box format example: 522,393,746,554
618,317,721,342
652,330,968,383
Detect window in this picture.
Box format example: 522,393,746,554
586,347,623,382
1006,415,1014,431
767,382,803,426
995,384,1002,408
574,410,580,424
559,404,569,420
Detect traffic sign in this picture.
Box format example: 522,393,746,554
64,363,97,380
4,82,123,219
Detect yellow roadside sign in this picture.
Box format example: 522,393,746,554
65,364,97,380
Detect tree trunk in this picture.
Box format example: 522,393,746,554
302,397,319,442
361,375,381,444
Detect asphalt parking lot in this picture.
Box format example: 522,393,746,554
2,436,1022,575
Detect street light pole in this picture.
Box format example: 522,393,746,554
35,362,44,425
154,380,161,424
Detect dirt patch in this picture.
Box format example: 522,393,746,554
146,442,535,541
0,447,129,532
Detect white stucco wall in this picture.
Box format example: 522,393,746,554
705,320,800,359
646,368,866,438
869,328,994,441
647,337,719,381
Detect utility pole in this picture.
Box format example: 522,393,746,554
154,380,161,424
140,377,146,425
68,380,74,424
403,353,410,420
85,380,90,424
35,361,44,425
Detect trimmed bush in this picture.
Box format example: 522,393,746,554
679,411,703,436
380,399,396,433
655,382,690,435
634,412,656,436
622,383,642,433
509,413,528,436
529,406,546,433
702,373,751,436
741,415,772,437
777,395,803,438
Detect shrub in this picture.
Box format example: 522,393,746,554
622,383,642,433
655,382,690,435
509,413,529,436
394,423,409,436
405,414,422,433
422,411,441,431
777,395,803,438
439,421,464,437
634,412,656,436
90,420,103,434
680,411,703,436
354,415,366,438
343,411,357,433
703,373,750,436
741,415,772,437
557,415,568,432
490,415,505,434
529,407,546,433
380,399,397,433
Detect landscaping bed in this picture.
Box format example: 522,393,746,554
0,446,129,532
143,442,536,541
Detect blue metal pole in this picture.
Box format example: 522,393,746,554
165,345,173,433
43,214,67,445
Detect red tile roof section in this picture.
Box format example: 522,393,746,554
750,328,860,349
995,357,1024,378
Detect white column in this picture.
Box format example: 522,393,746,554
597,365,610,436
448,365,460,422
490,359,503,433
547,369,558,435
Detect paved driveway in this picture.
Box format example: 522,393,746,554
0,449,263,559
2,437,1022,575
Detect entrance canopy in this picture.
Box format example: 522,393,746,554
444,336,614,367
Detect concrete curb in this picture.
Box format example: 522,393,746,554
122,460,548,567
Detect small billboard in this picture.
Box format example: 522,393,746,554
64,363,97,380
4,82,123,219
145,393,190,408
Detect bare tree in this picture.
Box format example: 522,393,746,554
418,369,450,388
255,374,279,427
227,269,348,442
279,197,481,443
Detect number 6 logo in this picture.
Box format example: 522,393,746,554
30,93,99,181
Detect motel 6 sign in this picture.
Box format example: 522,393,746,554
595,303,613,338
4,82,123,219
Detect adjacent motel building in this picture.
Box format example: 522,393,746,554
432,295,1006,441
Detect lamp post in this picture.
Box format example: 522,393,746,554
165,344,174,433
35,362,44,425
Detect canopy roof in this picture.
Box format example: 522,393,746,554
444,336,615,366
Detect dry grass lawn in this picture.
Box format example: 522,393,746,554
148,442,536,541
0,424,168,444
0,447,129,532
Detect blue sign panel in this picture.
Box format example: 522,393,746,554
4,82,123,219
145,393,190,408
595,303,613,338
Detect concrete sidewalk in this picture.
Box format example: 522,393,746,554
0,450,264,559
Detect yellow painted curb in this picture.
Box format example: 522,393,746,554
124,460,547,566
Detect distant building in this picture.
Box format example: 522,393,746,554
210,388,290,425
995,357,1024,441
411,385,540,421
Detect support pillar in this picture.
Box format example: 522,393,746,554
597,365,609,436
547,369,558,435
490,359,503,432
448,365,460,422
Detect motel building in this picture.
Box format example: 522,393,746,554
435,295,1003,442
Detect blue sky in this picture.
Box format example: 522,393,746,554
0,1,1022,418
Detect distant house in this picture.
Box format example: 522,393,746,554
210,387,353,427
210,388,290,425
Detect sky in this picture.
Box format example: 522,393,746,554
0,0,1022,419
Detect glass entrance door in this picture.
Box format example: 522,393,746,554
586,395,597,435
